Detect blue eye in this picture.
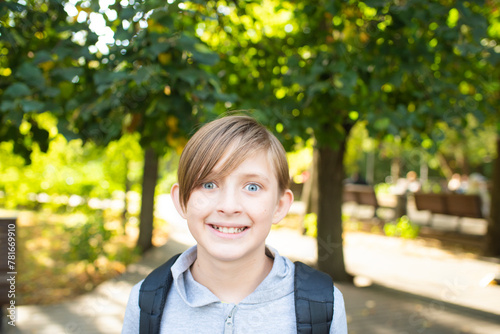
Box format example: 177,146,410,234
202,182,217,190
245,183,261,192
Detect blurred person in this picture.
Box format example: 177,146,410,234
392,171,420,194
447,173,462,193
458,174,469,193
466,173,490,217
405,171,421,193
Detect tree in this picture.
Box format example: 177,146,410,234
483,3,500,256
0,1,96,162
3,0,497,262
201,0,498,279
361,0,499,256
66,0,230,252
486,6,500,257
1,0,229,252
193,1,362,280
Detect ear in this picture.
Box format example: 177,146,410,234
272,189,294,225
171,183,187,219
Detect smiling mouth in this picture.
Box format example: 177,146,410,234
211,225,247,234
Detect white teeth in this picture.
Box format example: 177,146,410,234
212,225,245,234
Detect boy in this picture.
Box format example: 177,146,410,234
122,115,347,333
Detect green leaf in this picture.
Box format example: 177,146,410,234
93,71,128,94
120,7,136,20
51,67,84,82
53,45,74,60
114,27,132,41
150,11,174,29
191,43,219,65
175,34,198,53
22,100,45,113
87,32,99,45
0,2,25,13
177,68,203,86
58,82,74,99
145,98,159,116
0,101,16,113
7,110,23,126
373,117,391,131
33,51,53,65
43,87,61,98
148,42,170,58
4,83,31,98
57,120,80,141
133,66,154,84
16,63,45,89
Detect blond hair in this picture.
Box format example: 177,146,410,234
177,115,290,209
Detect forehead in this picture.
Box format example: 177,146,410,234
218,147,273,170
208,146,277,180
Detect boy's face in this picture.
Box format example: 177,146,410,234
172,149,293,264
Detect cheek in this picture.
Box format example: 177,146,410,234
250,198,274,217
187,191,212,213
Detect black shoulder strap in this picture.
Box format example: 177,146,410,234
294,261,334,334
139,253,181,334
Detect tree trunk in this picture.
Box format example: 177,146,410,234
366,151,375,185
391,157,400,183
316,144,352,281
302,149,319,216
137,148,159,253
420,155,428,185
122,155,130,232
437,152,453,180
485,136,500,257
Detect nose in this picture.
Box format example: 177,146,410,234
216,186,242,215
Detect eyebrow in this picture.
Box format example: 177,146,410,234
199,171,272,185
237,173,271,183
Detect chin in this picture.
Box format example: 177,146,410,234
208,249,247,262
202,244,262,263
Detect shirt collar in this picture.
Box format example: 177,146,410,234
171,245,294,307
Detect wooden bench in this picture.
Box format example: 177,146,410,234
342,184,397,220
413,192,484,230
343,184,378,206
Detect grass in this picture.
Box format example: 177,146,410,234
11,209,150,305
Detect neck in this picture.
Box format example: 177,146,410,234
190,248,273,304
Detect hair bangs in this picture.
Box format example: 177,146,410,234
177,115,290,209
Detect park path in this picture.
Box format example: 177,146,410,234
8,196,500,333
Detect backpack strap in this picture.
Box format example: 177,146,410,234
139,253,181,334
138,254,333,334
294,261,334,334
